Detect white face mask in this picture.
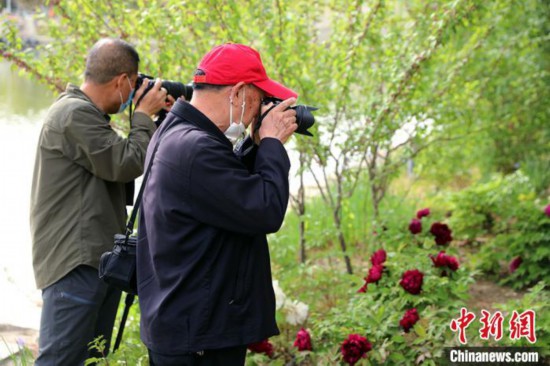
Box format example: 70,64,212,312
224,87,247,145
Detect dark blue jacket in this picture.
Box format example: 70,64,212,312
137,100,290,354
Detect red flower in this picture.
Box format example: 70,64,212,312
248,339,274,357
430,222,453,245
357,283,368,293
416,208,431,219
293,328,313,351
370,249,387,266
509,256,522,273
400,269,424,294
341,334,372,365
446,256,459,271
409,218,422,234
399,308,420,333
430,251,460,272
545,204,550,217
366,264,384,284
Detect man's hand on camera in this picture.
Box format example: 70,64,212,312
134,78,168,117
258,97,297,144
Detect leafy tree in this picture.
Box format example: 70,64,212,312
1,0,547,276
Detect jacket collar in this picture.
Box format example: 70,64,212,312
169,99,232,149
63,83,111,122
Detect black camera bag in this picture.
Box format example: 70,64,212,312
99,234,138,295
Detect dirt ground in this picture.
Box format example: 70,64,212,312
467,278,525,312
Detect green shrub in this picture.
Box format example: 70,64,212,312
448,171,536,241
447,171,550,290
478,202,550,290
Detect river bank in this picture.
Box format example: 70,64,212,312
0,61,52,361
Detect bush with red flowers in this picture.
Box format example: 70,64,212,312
319,209,474,364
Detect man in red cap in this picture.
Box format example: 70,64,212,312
137,43,298,365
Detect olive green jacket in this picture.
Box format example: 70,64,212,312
30,84,155,289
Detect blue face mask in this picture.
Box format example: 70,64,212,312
117,76,135,114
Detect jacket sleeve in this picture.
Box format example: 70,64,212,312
64,107,156,182
188,137,291,235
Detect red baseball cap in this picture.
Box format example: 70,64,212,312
193,43,298,100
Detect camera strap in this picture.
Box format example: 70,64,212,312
112,118,177,354
124,119,177,240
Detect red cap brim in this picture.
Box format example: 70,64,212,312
253,79,298,100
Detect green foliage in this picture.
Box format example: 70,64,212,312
447,171,550,290
414,0,549,185
86,336,107,365
478,202,550,291
447,171,536,241
1,337,34,366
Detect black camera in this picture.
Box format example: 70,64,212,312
136,73,193,101
135,73,193,126
260,97,317,136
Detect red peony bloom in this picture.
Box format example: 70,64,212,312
446,256,460,271
248,339,274,357
370,249,387,266
293,328,313,351
341,334,372,365
416,208,431,219
509,256,522,273
545,204,550,217
400,269,424,294
430,222,453,245
366,264,384,283
357,283,368,293
430,251,460,272
409,218,422,234
399,308,420,333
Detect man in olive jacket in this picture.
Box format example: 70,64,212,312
30,38,167,365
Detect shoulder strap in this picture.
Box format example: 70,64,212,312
124,120,176,238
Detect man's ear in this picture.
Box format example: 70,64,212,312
230,82,246,103
114,73,127,89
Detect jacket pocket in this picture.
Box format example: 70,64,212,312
230,245,251,305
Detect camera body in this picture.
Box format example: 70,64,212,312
136,73,193,101
135,73,193,125
260,97,317,136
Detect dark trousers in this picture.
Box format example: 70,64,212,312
35,265,121,366
148,346,247,366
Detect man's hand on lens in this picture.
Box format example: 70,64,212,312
134,78,168,116
258,97,297,144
